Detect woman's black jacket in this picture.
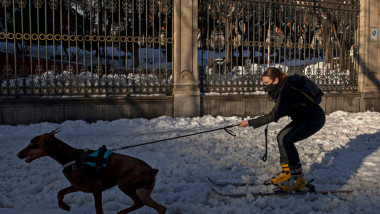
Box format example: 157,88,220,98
248,75,325,128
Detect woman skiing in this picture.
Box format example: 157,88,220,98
237,67,325,191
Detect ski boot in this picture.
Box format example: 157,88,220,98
264,163,291,186
277,164,306,192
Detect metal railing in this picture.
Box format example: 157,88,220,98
198,0,361,94
1,0,361,97
0,0,173,96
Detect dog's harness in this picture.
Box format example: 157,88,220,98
62,145,113,174
85,146,113,167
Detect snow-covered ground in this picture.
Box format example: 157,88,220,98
1,111,380,214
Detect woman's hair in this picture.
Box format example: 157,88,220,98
262,67,288,81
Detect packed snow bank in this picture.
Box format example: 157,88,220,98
1,111,380,214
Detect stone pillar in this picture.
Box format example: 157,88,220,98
358,0,380,111
172,0,200,117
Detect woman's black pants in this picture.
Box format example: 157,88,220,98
277,113,325,169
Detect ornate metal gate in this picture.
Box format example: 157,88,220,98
0,0,173,96
0,0,362,97
198,0,360,94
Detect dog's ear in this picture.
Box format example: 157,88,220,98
49,128,61,136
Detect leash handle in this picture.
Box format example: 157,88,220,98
223,125,237,136
262,123,269,162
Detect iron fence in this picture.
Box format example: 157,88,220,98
0,0,173,96
0,0,361,97
198,0,361,94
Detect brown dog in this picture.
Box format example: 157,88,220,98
17,128,166,214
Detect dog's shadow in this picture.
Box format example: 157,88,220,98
308,131,380,190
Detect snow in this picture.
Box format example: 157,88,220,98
1,111,380,213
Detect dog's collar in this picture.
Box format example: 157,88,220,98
62,160,78,173
62,161,76,168
62,148,89,173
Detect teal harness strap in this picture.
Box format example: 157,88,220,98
85,147,113,167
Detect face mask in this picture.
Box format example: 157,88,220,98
263,82,277,94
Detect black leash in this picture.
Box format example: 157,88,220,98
111,125,237,151
262,123,269,162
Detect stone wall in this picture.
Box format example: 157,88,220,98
2,92,374,125
0,96,173,125
201,93,363,118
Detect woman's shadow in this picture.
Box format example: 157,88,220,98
308,131,380,190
